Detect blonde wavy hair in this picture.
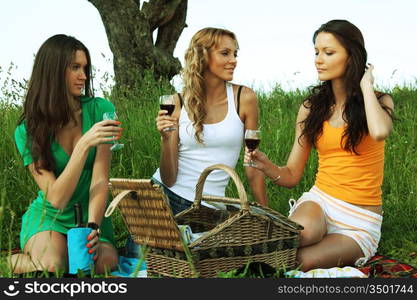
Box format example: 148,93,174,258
181,27,238,143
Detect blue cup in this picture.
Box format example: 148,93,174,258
67,227,94,274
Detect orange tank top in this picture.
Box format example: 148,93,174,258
314,121,385,205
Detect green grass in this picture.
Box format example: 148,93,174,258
0,70,416,277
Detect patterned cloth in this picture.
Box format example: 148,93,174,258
286,266,367,278
358,255,417,278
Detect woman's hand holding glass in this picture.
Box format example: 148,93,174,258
243,129,261,167
158,95,177,131
102,112,124,151
79,119,123,149
244,147,270,172
156,95,178,136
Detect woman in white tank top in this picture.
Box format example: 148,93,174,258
154,27,268,213
125,27,268,258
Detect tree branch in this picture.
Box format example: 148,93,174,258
88,0,186,87
155,0,187,54
142,0,182,32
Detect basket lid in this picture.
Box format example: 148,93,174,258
106,178,186,251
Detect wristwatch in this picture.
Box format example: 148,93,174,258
87,222,100,231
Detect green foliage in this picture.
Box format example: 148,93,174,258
1,69,416,276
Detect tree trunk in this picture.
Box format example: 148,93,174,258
88,0,187,90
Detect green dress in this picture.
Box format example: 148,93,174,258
14,96,116,249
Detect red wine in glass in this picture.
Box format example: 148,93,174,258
159,104,175,116
102,111,124,151
243,129,261,167
245,138,260,152
159,95,176,131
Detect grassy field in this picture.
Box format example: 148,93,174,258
0,72,416,277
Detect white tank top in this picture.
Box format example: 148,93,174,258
153,82,244,201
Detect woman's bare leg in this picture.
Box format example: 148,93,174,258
289,201,327,247
9,231,67,274
296,233,364,271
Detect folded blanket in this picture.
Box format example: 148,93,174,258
111,256,147,277
358,254,417,278
177,225,204,244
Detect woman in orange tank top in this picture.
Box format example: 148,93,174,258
246,20,394,271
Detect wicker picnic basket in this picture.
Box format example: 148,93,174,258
105,164,303,278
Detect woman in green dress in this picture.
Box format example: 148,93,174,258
10,34,122,274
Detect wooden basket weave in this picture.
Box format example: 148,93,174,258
105,164,302,277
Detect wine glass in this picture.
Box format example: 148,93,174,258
243,129,261,167
102,111,124,151
159,95,176,131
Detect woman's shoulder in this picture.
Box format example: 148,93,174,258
15,120,26,130
81,96,115,123
14,121,32,162
82,96,114,107
14,121,27,139
231,83,257,103
82,96,115,114
297,101,311,120
231,83,254,93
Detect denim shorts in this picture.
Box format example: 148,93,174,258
124,177,193,258
151,177,193,215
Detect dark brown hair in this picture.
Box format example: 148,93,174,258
300,20,392,154
18,34,93,172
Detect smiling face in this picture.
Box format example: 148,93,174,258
204,35,238,81
65,50,88,97
314,32,350,82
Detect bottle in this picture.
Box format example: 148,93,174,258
74,202,84,227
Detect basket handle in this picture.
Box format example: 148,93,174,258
105,190,135,217
194,164,249,210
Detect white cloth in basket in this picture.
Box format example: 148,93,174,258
177,225,204,244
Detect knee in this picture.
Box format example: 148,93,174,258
8,253,66,274
296,249,318,272
95,256,118,274
298,227,324,247
95,248,118,274
41,255,67,273
102,252,118,268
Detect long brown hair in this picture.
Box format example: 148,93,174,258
300,20,393,154
182,27,238,143
18,34,93,172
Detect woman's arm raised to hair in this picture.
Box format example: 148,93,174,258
360,64,394,141
248,104,312,188
158,94,181,187
28,120,121,210
239,86,268,206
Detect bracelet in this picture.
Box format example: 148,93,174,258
269,174,281,183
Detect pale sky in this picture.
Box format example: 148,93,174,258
1,0,416,96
